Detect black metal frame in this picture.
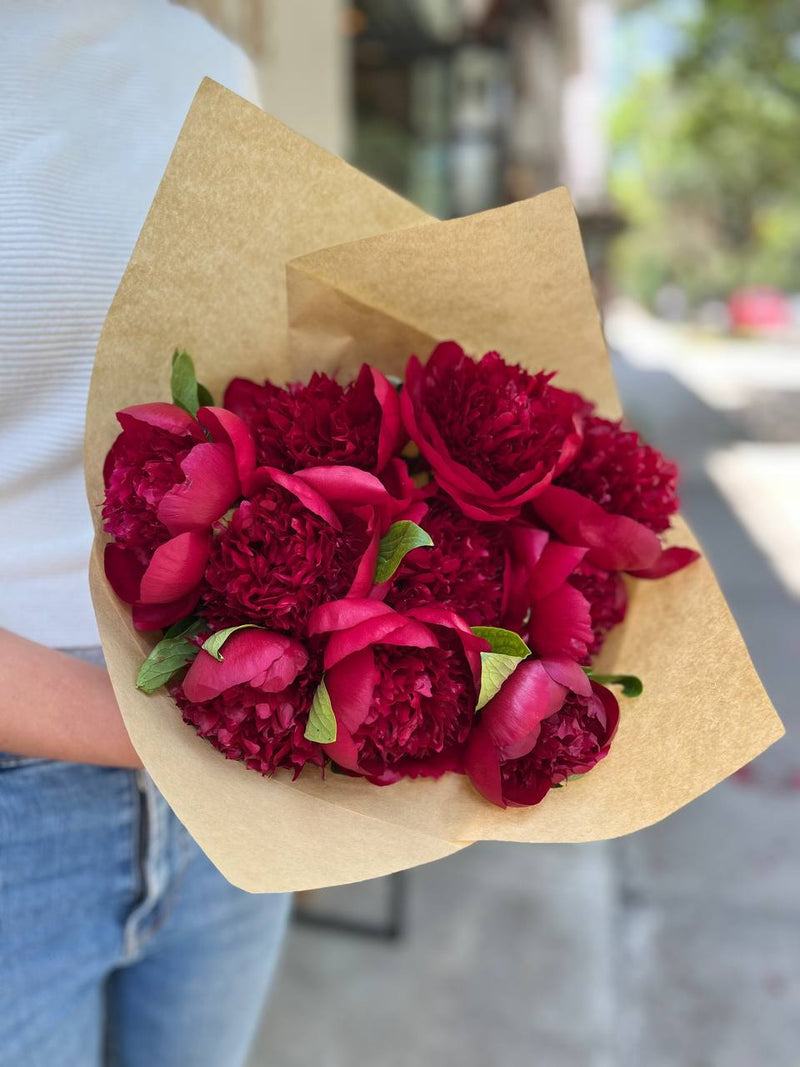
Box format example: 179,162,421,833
292,870,408,941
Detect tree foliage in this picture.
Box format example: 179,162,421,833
610,0,800,306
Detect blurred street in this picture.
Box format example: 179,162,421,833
251,308,799,1067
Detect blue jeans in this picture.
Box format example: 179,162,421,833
0,724,290,1065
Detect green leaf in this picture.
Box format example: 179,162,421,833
163,617,205,640
171,349,201,416
589,673,643,698
201,624,261,662
196,382,215,407
304,678,337,744
472,626,531,711
136,635,200,694
471,626,531,659
374,520,433,583
476,652,526,711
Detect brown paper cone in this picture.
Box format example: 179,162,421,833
86,80,784,892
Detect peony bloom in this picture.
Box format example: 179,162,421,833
223,364,405,474
103,403,256,560
387,486,593,662
171,628,324,777
307,599,486,784
556,415,679,533
200,465,401,635
465,658,619,807
401,341,583,520
532,415,699,579
568,560,628,660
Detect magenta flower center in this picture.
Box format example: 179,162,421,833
201,484,369,634
420,351,577,489
225,371,383,472
387,493,507,626
353,641,476,775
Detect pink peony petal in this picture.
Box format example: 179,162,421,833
531,485,661,571
527,583,594,662
325,647,377,734
104,543,145,603
131,586,202,631
541,655,593,697
527,541,588,600
183,630,307,702
628,545,700,579
293,465,393,508
139,531,210,604
369,366,406,471
479,658,568,760
156,442,240,535
308,598,396,635
116,403,203,438
197,406,257,492
464,723,506,807
590,679,620,743
323,614,428,669
348,525,382,599
255,467,342,530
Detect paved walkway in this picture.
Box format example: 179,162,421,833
251,306,799,1066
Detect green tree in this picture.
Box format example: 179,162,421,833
610,0,800,307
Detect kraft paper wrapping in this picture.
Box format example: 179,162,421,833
85,80,784,892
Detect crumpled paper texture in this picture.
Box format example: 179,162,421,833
85,80,784,892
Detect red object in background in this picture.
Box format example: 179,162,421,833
728,286,791,332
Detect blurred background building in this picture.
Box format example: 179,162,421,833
183,2,799,1063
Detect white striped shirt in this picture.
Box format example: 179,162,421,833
0,0,256,646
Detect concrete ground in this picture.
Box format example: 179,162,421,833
250,306,799,1067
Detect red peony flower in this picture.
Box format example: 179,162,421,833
568,560,628,660
200,466,400,635
171,628,324,777
465,658,619,807
387,486,593,661
103,403,256,558
224,364,404,474
308,599,486,784
556,415,679,533
400,341,583,520
531,414,700,580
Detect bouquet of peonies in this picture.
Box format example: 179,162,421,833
85,81,782,891
102,343,699,810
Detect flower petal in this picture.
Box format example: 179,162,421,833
139,531,210,604
104,543,145,603
527,583,593,661
131,586,203,631
531,485,661,571
369,366,406,471
183,630,307,702
116,402,203,438
480,658,567,760
156,442,240,534
197,406,257,491
464,722,506,807
254,467,342,530
628,545,700,579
